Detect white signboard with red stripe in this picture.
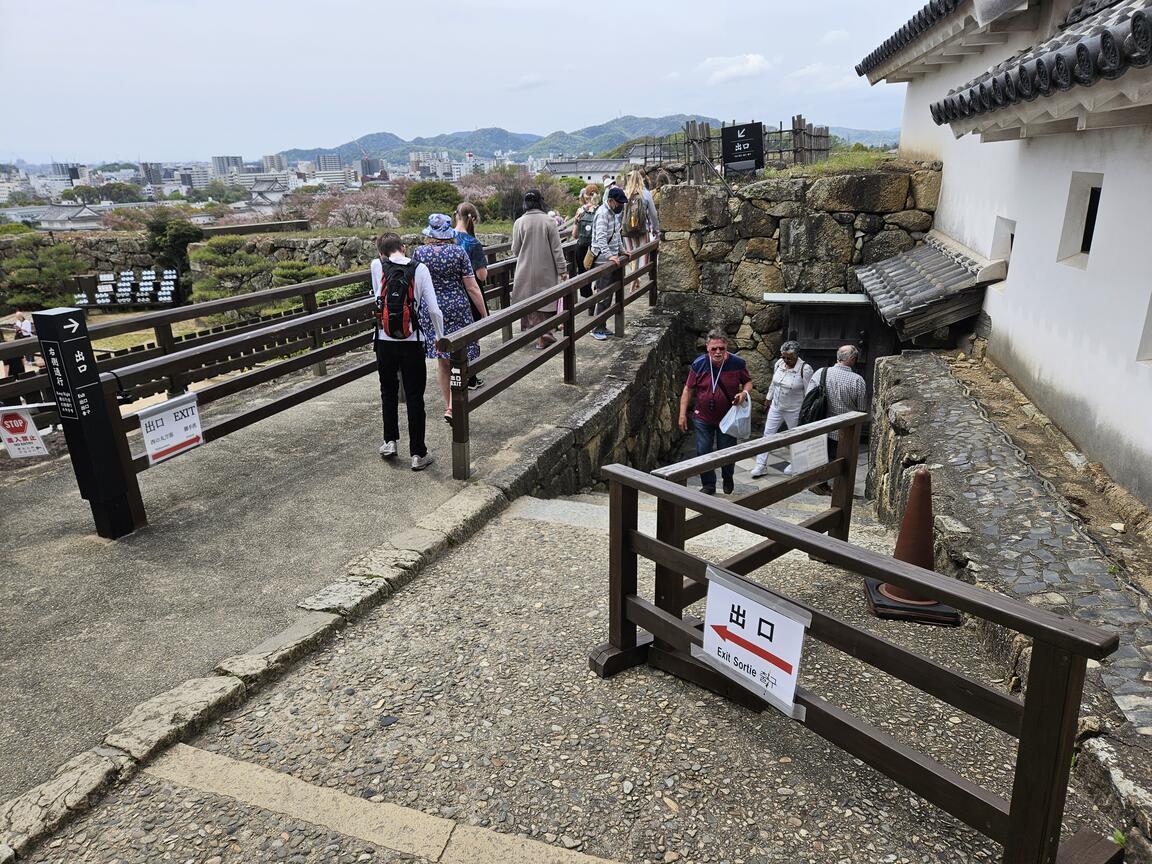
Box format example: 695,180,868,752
1,408,49,458
692,565,811,720
138,392,202,466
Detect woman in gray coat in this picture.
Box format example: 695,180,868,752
510,189,569,349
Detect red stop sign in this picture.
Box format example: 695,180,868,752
1,412,28,435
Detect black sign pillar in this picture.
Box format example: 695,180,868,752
721,122,765,174
33,308,146,538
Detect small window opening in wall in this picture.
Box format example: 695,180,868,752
1081,186,1102,253
991,216,1016,277
1057,172,1104,270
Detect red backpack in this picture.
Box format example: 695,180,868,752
378,259,419,339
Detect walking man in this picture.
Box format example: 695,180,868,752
372,232,445,471
590,186,629,341
678,330,753,495
807,344,866,492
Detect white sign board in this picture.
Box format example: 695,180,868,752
138,392,202,466
0,408,49,458
691,565,811,720
789,434,828,476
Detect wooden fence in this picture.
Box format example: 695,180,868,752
438,238,659,480
589,414,1122,864
636,115,831,182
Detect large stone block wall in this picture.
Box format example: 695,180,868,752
656,163,941,399
0,233,159,275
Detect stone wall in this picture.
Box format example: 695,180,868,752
869,351,1152,862
486,310,688,500
0,232,158,275
655,163,941,399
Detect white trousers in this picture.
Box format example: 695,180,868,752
753,402,801,470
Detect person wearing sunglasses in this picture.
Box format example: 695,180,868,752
677,330,752,495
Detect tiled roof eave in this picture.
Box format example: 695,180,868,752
863,10,980,84
857,0,967,78
930,3,1152,128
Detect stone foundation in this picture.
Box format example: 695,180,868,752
869,351,1152,861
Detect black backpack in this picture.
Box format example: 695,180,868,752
798,367,829,425
577,208,596,244
378,259,419,339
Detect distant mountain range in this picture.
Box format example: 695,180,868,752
279,115,722,165
830,127,901,147
277,117,902,166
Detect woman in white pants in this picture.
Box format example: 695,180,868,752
750,341,813,478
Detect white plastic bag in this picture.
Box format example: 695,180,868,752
719,398,751,439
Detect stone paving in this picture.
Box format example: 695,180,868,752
869,352,1152,734
14,454,1114,863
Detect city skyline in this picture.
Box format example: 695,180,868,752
0,0,907,163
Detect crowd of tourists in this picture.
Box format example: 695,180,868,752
369,171,862,486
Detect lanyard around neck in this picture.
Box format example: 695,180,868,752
709,359,726,394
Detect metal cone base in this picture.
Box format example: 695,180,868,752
866,467,961,627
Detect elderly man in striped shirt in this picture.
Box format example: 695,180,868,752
807,344,867,493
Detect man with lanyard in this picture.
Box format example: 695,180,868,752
677,330,752,495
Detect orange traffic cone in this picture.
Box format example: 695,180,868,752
865,467,960,625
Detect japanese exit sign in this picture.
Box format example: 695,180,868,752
692,565,811,720
720,122,764,172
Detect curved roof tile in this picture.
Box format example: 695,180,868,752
931,0,1152,125
856,0,965,77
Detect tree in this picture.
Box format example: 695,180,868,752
561,176,587,197
399,180,461,227
188,235,272,304
0,235,83,311
0,223,33,236
61,185,103,204
167,190,185,200
186,180,249,205
97,182,146,203
6,191,49,206
145,209,204,272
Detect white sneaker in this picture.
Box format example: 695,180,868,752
411,453,435,471
378,440,397,458
749,464,768,479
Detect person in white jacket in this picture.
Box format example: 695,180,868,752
750,341,813,478
371,232,445,471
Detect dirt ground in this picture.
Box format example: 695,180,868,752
944,341,1152,597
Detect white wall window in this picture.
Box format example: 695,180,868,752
1057,172,1104,270
991,216,1016,277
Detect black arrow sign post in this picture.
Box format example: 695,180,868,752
33,308,146,538
721,122,765,174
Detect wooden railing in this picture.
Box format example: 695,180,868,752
589,414,1121,864
437,238,659,480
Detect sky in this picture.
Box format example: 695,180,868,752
0,0,910,164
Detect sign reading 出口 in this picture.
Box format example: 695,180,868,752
692,565,810,720
138,392,203,466
720,122,765,173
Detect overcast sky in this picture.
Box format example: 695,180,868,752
1,0,910,164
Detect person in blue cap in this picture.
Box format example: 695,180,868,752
412,213,488,425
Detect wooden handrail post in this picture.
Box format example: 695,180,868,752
500,279,513,343
654,496,686,646
1003,641,1088,864
154,322,187,397
302,290,327,377
648,246,659,306
608,478,639,652
449,348,471,480
829,418,861,542
563,278,576,385
613,264,626,338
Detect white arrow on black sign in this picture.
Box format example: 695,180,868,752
737,129,746,138
64,318,81,334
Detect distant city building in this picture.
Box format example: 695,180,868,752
296,160,315,174
51,162,81,180
360,157,382,178
139,163,164,186
211,155,243,177
315,154,341,172
541,158,630,183
262,154,287,172
178,166,212,189
308,167,358,189
228,170,299,192
30,175,76,198
250,178,289,205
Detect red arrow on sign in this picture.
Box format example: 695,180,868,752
711,624,793,674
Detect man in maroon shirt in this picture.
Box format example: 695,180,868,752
678,330,753,495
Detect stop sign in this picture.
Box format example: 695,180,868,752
1,412,28,435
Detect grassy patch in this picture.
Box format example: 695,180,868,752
291,221,515,240
753,150,898,179
89,317,205,352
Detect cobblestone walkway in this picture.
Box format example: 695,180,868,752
871,353,1152,733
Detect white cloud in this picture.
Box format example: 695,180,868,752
698,54,778,86
507,74,547,92
786,62,863,92
820,29,850,45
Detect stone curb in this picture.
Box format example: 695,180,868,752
0,313,677,859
